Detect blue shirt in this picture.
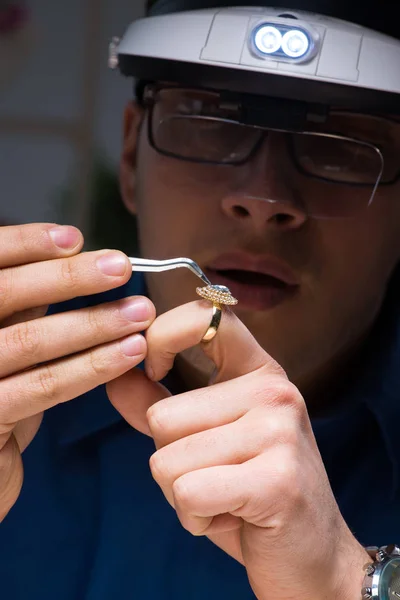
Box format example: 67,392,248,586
2,272,400,600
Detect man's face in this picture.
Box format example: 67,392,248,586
120,86,400,391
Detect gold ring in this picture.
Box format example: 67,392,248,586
196,284,238,343
201,303,222,342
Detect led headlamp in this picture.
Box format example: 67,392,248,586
252,22,315,61
111,5,400,114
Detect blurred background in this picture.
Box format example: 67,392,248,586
0,0,146,253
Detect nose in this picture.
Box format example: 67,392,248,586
221,133,308,231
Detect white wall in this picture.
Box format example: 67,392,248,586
0,0,145,228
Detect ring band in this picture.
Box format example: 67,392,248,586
201,303,222,343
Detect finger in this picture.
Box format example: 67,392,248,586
176,507,242,538
0,435,23,522
0,249,132,320
149,410,269,488
107,368,171,437
0,223,83,269
172,464,246,536
172,456,273,536
2,306,48,328
0,333,147,424
0,296,155,378
145,300,285,384
149,402,301,488
108,355,299,451
147,372,292,447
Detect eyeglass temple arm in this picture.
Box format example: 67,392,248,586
129,257,212,287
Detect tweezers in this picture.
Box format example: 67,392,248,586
128,257,212,287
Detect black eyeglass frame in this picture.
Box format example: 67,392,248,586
141,84,400,194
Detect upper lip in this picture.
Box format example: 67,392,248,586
206,252,300,286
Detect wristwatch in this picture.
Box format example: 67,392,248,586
362,545,400,600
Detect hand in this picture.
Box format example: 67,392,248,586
108,299,370,600
0,223,155,521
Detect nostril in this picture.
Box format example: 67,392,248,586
274,213,293,225
232,205,250,218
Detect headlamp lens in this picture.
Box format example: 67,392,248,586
281,29,310,58
254,25,282,55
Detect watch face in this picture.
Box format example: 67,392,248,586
380,558,400,600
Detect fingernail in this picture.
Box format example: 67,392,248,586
120,298,151,322
97,252,128,277
121,334,145,357
49,226,81,249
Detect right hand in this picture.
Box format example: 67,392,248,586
0,223,155,521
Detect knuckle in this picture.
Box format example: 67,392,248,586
16,225,36,254
264,410,300,447
149,450,170,486
86,307,108,340
276,458,297,486
31,365,59,402
88,347,111,379
269,378,305,414
256,411,298,448
272,454,302,504
5,320,40,359
273,379,297,404
59,257,79,289
0,270,12,313
146,402,169,437
279,419,300,447
172,477,193,511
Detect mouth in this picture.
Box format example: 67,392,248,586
204,254,300,311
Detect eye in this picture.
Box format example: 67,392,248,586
176,98,204,114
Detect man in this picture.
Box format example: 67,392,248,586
1,1,400,599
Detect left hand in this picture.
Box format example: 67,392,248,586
107,299,370,600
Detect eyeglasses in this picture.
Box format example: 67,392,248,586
143,85,400,218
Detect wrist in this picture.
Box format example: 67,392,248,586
332,533,372,600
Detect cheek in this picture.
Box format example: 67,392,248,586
317,190,400,299
135,152,228,256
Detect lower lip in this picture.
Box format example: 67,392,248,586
204,269,299,311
